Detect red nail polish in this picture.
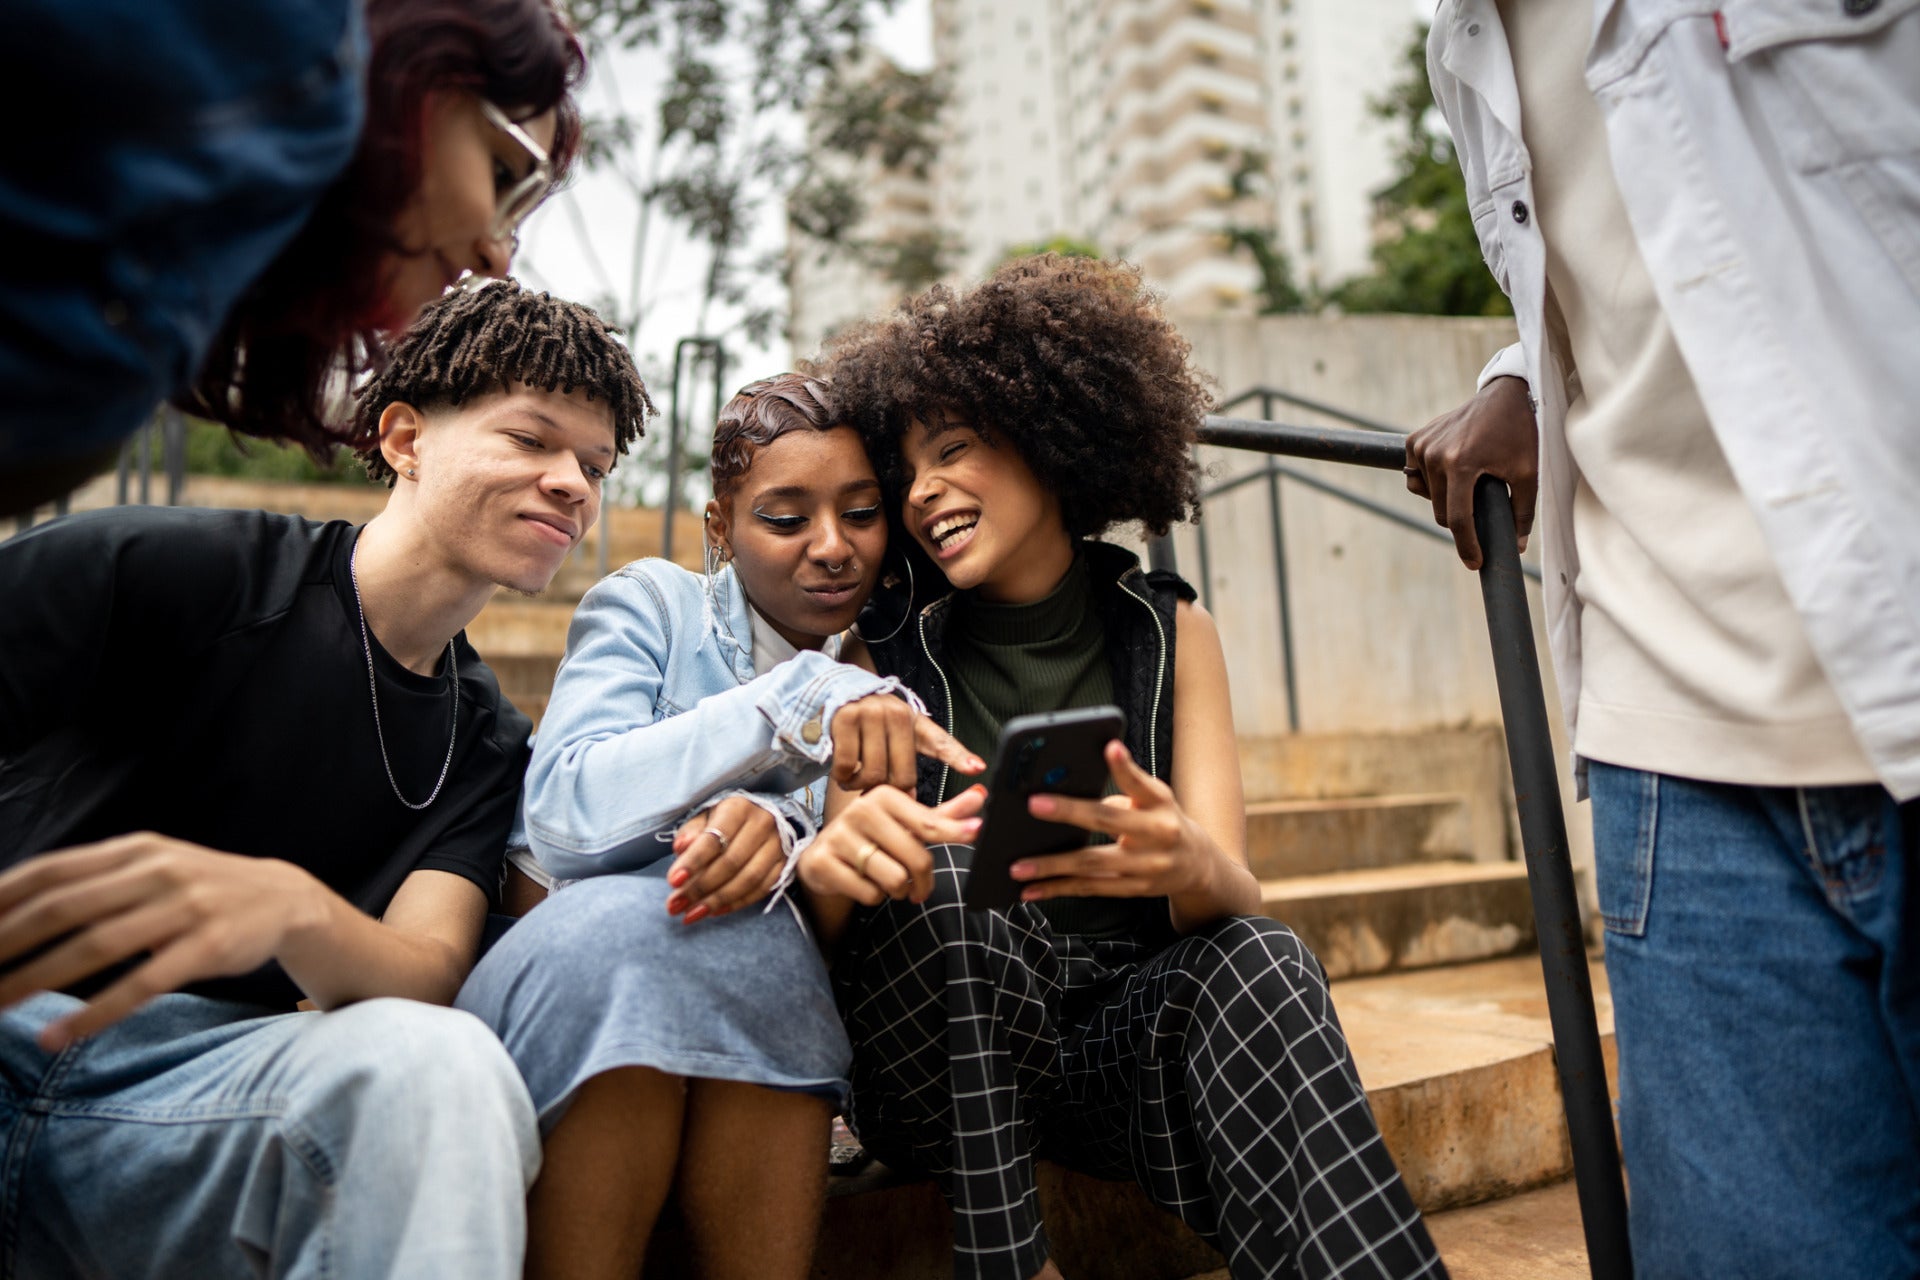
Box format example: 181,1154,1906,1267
684,905,710,924
668,867,690,888
666,894,684,914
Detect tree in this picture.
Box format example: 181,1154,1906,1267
1328,23,1510,318
539,1,939,501
1219,149,1307,314
788,56,954,294
1000,235,1102,263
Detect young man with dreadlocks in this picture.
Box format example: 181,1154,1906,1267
0,279,650,1279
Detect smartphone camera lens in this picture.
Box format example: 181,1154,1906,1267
1042,765,1068,787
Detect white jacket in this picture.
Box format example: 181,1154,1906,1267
1429,0,1920,800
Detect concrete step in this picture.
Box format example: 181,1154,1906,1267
792,955,1615,1279
1263,861,1536,980
1424,1177,1590,1279
1341,955,1616,1214
1246,791,1472,877
1238,728,1514,865
467,599,575,729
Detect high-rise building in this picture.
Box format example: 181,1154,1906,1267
937,0,1417,308
790,1,1422,345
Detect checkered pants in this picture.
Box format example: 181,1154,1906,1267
834,846,1445,1280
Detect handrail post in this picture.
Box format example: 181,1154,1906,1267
1474,477,1632,1280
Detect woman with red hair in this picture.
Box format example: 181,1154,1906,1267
0,0,585,515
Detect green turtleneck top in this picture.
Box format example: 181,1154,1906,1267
943,553,1141,940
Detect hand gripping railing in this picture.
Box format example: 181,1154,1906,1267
1181,415,1633,1280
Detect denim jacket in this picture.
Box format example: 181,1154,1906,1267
1431,0,1920,798
523,558,902,882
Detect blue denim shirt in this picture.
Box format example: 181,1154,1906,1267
523,559,899,882
0,0,365,468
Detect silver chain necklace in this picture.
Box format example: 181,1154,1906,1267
350,535,458,810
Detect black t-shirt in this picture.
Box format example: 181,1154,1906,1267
0,507,532,1008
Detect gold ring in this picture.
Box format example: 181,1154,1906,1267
854,843,881,877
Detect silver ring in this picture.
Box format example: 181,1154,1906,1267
825,560,846,573
1401,465,1422,477
703,826,729,853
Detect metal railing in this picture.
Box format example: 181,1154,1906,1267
8,410,188,540
1161,413,1632,1280
1185,388,1540,733
660,336,727,567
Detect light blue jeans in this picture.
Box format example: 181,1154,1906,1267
0,992,539,1279
1588,762,1920,1279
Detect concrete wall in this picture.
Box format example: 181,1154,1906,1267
1147,312,1595,878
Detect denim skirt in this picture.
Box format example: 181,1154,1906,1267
456,863,852,1131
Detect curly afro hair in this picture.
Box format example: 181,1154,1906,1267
353,278,652,484
819,254,1208,538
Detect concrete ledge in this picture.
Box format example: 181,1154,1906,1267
1339,955,1617,1213
1261,861,1536,979
1245,792,1472,877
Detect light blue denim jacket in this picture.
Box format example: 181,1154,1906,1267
523,558,901,882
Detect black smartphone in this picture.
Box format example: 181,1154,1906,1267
962,705,1126,912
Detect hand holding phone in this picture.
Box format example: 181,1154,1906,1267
962,706,1124,911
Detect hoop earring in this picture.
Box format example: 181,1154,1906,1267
703,537,727,613
851,555,914,645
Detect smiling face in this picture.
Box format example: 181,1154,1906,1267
707,427,888,650
901,418,1073,603
378,92,558,329
380,383,614,594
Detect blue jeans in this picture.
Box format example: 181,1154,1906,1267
0,993,539,1279
1588,762,1920,1279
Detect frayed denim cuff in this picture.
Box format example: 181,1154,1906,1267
757,666,927,768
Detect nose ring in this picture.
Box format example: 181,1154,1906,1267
826,560,846,573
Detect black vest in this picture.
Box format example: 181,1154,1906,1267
865,539,1196,943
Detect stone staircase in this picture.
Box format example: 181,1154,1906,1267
783,955,1612,1280
91,479,1610,1275
453,528,1611,1280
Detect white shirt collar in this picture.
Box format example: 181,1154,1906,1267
746,602,844,677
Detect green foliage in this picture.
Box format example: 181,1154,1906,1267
183,419,366,485
1001,235,1102,263
1328,23,1511,318
1219,150,1307,313
559,0,916,354
787,59,953,294
807,61,945,178
1224,227,1307,313
870,228,961,291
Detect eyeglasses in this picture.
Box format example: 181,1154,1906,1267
480,100,553,247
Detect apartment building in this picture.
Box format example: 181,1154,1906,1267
790,0,1418,345
941,0,1414,304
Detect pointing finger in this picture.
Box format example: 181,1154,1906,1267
915,717,985,775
